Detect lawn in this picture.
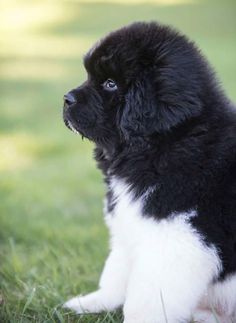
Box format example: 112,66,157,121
0,0,236,322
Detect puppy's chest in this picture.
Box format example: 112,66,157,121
104,177,199,251
104,178,152,246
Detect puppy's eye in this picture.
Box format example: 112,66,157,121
102,79,117,91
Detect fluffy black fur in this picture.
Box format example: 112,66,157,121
63,22,236,280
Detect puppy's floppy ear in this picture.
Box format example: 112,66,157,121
120,77,157,140
120,74,202,140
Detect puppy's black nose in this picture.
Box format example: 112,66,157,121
64,92,77,107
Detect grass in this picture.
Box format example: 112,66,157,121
0,0,236,321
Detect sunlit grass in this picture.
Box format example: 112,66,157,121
0,0,235,322
0,132,77,171
0,133,37,171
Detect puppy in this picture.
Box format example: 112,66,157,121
63,22,236,323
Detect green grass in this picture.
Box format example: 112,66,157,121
0,0,236,321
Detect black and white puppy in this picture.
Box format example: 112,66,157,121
63,22,236,323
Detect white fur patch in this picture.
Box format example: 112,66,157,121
108,178,221,322
63,177,236,323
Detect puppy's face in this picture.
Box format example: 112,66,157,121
63,38,127,147
63,22,206,149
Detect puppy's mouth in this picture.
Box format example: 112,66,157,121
64,116,111,147
64,118,85,139
67,120,80,135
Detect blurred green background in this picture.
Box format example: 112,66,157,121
0,0,235,322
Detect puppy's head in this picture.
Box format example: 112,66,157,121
63,22,211,149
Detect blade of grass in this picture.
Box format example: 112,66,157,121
20,287,36,321
160,290,168,323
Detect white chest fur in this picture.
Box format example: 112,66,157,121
105,178,145,247
65,177,235,323
103,177,227,322
102,177,224,322
106,177,200,251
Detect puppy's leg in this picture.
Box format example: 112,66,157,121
64,248,129,314
123,217,221,323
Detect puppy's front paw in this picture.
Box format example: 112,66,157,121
63,296,85,314
63,291,109,314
